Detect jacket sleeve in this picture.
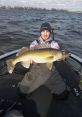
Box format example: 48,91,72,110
51,40,66,51
30,40,38,49
51,41,60,49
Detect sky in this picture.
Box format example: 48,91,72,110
0,0,82,12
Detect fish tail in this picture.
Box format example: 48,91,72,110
6,59,15,74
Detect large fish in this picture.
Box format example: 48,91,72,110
6,48,69,74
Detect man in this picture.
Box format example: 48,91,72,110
17,22,69,100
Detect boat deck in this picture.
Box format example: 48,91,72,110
0,57,82,117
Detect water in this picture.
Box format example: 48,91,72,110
0,8,82,58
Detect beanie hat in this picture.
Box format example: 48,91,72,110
40,22,52,33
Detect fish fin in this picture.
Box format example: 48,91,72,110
21,61,31,68
48,56,54,59
16,47,29,56
46,62,53,70
6,59,15,74
46,56,54,61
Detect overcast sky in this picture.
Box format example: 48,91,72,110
0,0,82,12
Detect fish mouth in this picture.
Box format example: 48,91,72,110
61,51,70,60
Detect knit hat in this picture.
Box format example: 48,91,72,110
40,22,52,33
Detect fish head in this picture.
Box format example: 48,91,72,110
61,51,70,60
52,50,70,61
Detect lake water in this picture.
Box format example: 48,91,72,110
0,8,82,58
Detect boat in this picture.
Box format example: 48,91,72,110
0,49,82,117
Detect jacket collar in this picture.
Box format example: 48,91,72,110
38,36,52,43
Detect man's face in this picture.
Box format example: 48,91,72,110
40,30,51,41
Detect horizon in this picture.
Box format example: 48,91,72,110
0,0,82,12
